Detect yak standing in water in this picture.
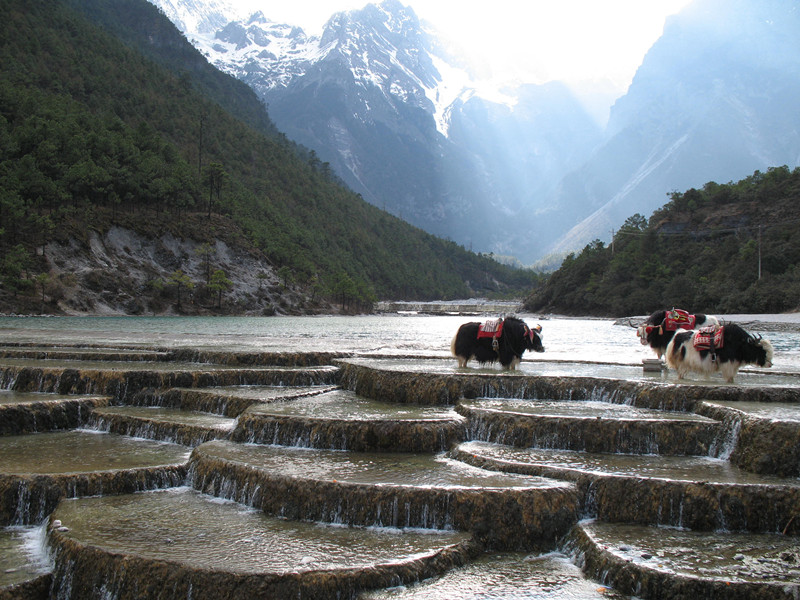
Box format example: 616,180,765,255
633,308,718,358
665,323,774,383
451,316,544,369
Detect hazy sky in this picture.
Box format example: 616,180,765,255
233,0,693,87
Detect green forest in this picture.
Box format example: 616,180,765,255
0,0,541,313
525,166,800,317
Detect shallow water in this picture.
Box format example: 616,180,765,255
0,525,48,587
463,399,715,422
457,441,800,486
92,406,236,430
582,521,800,583
201,440,566,490
702,400,800,422
0,357,335,372
52,487,469,574
2,314,799,374
248,390,461,420
344,356,800,387
0,430,190,474
0,390,104,405
179,384,337,400
359,551,629,599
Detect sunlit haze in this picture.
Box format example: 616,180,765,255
232,0,693,90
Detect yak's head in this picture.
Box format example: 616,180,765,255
525,323,545,353
752,334,774,368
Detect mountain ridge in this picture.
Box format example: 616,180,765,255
154,0,800,267
0,0,539,315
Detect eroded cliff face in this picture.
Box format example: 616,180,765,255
12,225,329,316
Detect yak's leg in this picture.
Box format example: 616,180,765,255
720,362,739,383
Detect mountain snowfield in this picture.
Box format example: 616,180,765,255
149,0,800,267
190,3,484,136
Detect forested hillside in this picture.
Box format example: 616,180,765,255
524,166,800,317
0,0,540,315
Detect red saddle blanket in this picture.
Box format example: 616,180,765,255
665,309,696,331
693,325,724,350
477,319,504,338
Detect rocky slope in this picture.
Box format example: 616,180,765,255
3,218,326,317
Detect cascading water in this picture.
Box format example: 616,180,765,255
2,316,800,598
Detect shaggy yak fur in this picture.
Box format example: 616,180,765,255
635,309,718,358
665,322,773,383
451,316,544,369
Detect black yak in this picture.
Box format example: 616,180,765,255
633,308,718,358
451,316,543,369
665,323,773,383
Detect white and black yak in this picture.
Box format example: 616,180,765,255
632,308,718,358
665,323,773,383
451,316,544,369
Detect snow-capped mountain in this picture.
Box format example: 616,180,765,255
148,0,800,265
151,0,599,260
191,1,472,135
151,0,239,34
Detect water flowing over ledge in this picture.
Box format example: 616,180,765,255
1,314,799,598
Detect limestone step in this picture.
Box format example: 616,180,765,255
457,398,720,455
339,357,800,409
567,520,800,599
231,389,467,452
0,390,109,435
47,487,475,600
190,440,578,551
90,406,236,446
0,430,189,525
0,359,339,400
128,384,338,417
0,346,170,362
697,400,800,477
451,441,800,534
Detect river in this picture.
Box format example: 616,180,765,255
1,312,799,374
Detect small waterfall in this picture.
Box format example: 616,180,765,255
708,413,742,460
4,467,187,527
11,479,53,526
581,481,598,520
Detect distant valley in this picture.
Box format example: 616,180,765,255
151,0,800,266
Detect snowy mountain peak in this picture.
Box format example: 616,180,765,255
151,0,475,133
152,0,239,34
318,1,442,107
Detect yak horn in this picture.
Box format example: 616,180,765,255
628,320,639,328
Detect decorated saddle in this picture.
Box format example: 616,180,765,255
693,325,724,351
477,318,503,339
664,308,696,331
642,308,697,338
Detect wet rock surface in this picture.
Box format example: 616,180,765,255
190,440,577,551
696,401,800,477
451,441,800,534
0,391,109,436
568,521,800,599
47,488,477,600
90,406,235,446
0,345,799,598
231,390,468,452
458,398,720,455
